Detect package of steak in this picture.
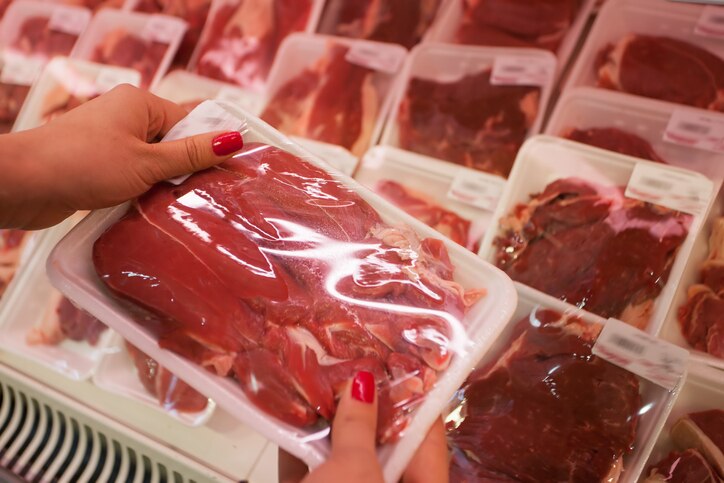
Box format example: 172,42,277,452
12,58,141,132
546,87,724,181
355,145,498,253
70,9,186,89
93,333,216,426
446,283,686,483
426,0,594,74
642,361,724,482
188,0,322,91
290,136,358,176
260,33,407,157
658,185,724,370
46,100,518,482
566,0,724,112
152,70,262,115
315,0,443,50
0,1,90,132
380,43,555,178
0,217,113,381
479,135,716,333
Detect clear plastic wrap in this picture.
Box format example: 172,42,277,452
445,286,683,483
261,34,405,157
70,9,186,89
315,0,442,49
47,101,518,482
479,136,714,334
190,0,316,90
381,43,554,178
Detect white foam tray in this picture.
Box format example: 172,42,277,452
46,100,518,483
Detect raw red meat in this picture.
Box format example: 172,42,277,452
91,29,168,89
261,44,379,156
11,16,80,58
376,180,473,249
456,0,582,51
0,230,26,297
494,178,691,329
125,342,209,413
194,0,313,90
316,0,441,49
679,218,724,358
27,292,107,346
564,127,668,164
447,310,641,483
0,0,12,19
644,449,719,483
397,69,539,177
0,83,30,133
596,35,724,111
93,142,485,442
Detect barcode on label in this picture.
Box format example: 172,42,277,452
609,335,645,355
48,7,88,35
501,65,526,73
638,176,673,191
696,5,724,38
677,121,711,135
143,15,185,44
664,108,724,155
491,55,553,86
710,14,724,24
446,170,505,211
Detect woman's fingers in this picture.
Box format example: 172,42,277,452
402,418,450,483
331,371,378,457
278,448,308,483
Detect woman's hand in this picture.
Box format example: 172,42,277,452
0,84,244,229
278,371,449,483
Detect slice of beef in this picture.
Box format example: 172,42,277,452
447,310,641,483
644,449,719,483
26,292,107,346
671,410,724,478
564,127,667,163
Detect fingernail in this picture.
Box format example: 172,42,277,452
212,131,243,156
351,371,375,404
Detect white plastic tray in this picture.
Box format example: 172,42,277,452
12,57,141,132
70,9,186,89
291,136,358,176
93,332,216,427
425,0,594,75
565,0,724,97
0,219,113,380
0,1,91,54
478,135,716,335
546,87,724,181
263,32,407,156
379,43,556,162
355,145,495,250
46,100,518,483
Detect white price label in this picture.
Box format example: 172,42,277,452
664,109,724,154
143,15,186,44
95,67,141,92
625,162,712,215
48,7,89,35
593,319,688,391
446,171,505,211
345,44,404,74
491,56,554,86
694,5,724,38
0,52,44,86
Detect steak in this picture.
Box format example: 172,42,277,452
671,410,724,478
564,127,667,163
93,142,485,442
91,29,168,89
397,69,539,178
493,177,691,329
26,292,108,346
447,309,641,483
644,449,719,483
596,35,724,111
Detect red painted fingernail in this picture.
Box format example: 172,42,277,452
351,371,375,404
212,131,243,156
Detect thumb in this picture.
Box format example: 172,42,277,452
331,371,379,457
145,130,244,181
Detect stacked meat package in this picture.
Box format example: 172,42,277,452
0,0,723,482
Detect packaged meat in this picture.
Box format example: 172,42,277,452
46,100,518,482
127,0,211,66
0,2,90,131
92,333,215,426
565,0,724,111
189,0,317,91
545,88,724,180
427,0,593,72
291,136,358,176
479,136,714,333
152,70,262,115
355,146,496,252
261,34,405,156
0,220,110,380
12,58,141,132
70,9,186,89
446,284,682,483
381,44,555,178
643,361,724,483
315,0,441,49
0,229,29,299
